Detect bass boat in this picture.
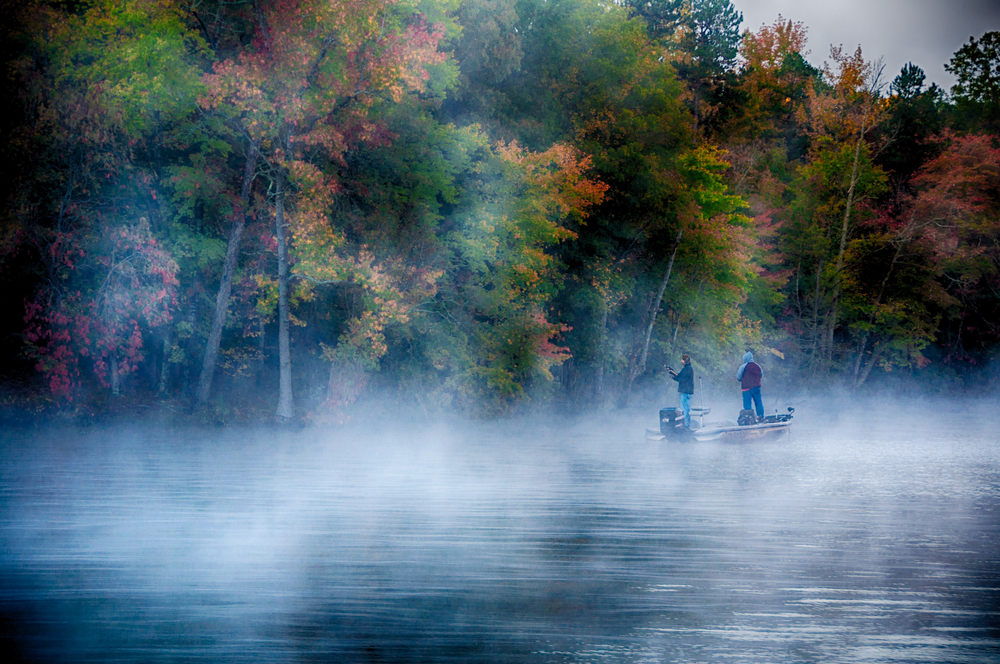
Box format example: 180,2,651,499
645,407,794,442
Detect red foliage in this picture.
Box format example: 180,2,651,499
22,220,179,398
911,132,1000,226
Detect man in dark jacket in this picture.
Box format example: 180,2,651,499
668,354,694,428
736,351,764,418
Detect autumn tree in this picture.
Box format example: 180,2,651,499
444,140,607,411
454,0,762,404
839,204,941,386
835,130,1000,386
733,15,817,144
23,219,180,396
498,0,693,403
8,0,204,399
197,0,453,420
908,133,1000,369
619,145,755,404
790,45,889,374
321,106,607,414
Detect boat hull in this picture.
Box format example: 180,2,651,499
690,421,791,441
645,421,792,442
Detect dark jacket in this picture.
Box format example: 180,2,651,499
739,362,762,390
672,363,694,394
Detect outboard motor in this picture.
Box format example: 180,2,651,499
659,407,684,434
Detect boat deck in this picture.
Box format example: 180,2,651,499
648,407,794,442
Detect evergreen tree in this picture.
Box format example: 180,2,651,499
627,0,743,136
945,31,1000,131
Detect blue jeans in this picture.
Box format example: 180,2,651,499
679,392,692,428
742,386,763,417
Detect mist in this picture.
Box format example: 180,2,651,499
3,3,999,658
2,395,998,662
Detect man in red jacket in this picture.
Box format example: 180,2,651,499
736,351,764,418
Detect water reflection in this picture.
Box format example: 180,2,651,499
1,404,998,662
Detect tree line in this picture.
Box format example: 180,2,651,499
1,0,998,422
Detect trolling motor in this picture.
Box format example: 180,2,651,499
739,406,794,426
761,407,794,424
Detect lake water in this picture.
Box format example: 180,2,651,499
2,401,998,662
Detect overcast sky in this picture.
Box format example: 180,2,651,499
734,0,1000,92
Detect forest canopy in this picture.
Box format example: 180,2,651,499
1,0,998,422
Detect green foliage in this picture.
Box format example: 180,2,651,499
628,0,742,73
651,145,761,370
879,63,944,184
626,0,743,135
162,223,227,275
439,138,602,411
946,31,1000,130
799,139,888,219
841,235,939,373
45,0,209,136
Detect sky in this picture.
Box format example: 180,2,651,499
734,0,1000,92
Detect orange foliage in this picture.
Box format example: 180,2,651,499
740,15,808,72
798,45,888,144
498,142,609,224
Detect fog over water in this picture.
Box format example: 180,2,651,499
1,397,999,662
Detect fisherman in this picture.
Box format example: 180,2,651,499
668,354,694,429
736,351,764,419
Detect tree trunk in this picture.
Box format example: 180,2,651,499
692,85,700,138
819,59,886,375
158,332,171,396
855,341,885,387
852,236,905,385
835,134,865,280
110,356,120,397
593,301,609,402
326,358,368,410
824,109,871,372
255,316,266,387
275,169,294,421
809,259,823,373
620,228,682,406
851,335,867,381
195,146,258,409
